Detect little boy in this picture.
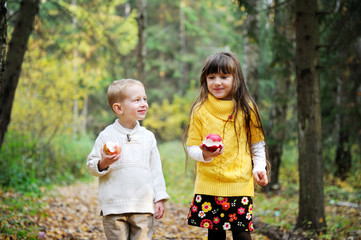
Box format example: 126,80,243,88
87,79,169,240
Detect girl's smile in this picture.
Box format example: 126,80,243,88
206,73,233,100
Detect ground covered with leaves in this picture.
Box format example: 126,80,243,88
1,181,267,240
1,180,360,239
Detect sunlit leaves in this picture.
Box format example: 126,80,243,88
143,88,196,142
8,0,139,142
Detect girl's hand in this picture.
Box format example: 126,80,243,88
253,171,268,186
154,200,165,219
98,149,121,171
200,144,224,162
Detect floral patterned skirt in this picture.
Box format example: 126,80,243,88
186,194,254,232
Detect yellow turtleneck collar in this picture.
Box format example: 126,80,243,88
203,93,235,121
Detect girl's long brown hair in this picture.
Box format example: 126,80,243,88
182,51,271,181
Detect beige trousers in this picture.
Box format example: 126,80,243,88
102,213,154,240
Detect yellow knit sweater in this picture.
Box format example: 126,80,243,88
187,94,264,197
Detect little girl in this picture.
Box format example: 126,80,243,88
184,51,269,240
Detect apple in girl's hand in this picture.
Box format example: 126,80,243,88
202,134,223,152
103,142,121,155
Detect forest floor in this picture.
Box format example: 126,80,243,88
2,180,360,240
34,181,268,240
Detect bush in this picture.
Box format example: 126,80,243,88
143,81,198,142
0,131,93,192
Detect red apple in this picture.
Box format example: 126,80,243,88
202,134,223,152
103,142,122,155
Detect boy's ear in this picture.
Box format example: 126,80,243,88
112,103,123,114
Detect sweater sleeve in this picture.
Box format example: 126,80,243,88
249,103,265,144
149,137,170,203
187,109,203,147
187,145,214,162
251,140,267,173
87,135,110,177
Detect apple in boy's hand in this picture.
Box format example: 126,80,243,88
103,142,121,155
202,134,224,152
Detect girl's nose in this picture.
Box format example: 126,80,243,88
215,77,222,85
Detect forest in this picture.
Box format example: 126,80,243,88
0,0,360,239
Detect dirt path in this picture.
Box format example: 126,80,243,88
38,181,267,239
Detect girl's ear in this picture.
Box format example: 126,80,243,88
112,103,123,114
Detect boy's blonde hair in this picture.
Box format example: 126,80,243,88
107,79,144,110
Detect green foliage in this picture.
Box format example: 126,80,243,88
158,141,195,204
0,132,41,193
146,0,244,100
7,0,139,144
0,131,93,192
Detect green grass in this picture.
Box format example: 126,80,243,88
0,190,45,240
159,141,196,204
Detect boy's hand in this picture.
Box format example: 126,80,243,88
154,200,165,219
98,149,121,171
200,144,224,162
253,171,268,186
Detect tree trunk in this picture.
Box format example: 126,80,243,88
295,0,326,232
0,0,6,98
266,0,293,191
243,0,260,102
179,0,187,94
334,76,351,180
267,71,290,190
136,0,147,83
0,0,39,149
334,41,361,180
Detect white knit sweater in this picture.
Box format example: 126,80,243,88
87,120,169,216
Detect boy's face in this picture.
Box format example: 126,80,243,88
114,84,148,126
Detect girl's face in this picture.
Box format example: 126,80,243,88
206,73,234,100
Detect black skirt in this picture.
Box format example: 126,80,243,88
187,194,254,232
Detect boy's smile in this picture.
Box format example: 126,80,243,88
116,84,148,128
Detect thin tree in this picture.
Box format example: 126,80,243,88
0,0,6,95
322,0,361,180
136,0,147,83
243,0,260,102
179,0,187,94
295,0,326,232
266,0,294,191
0,0,40,149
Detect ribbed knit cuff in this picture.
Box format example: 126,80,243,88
154,191,170,203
